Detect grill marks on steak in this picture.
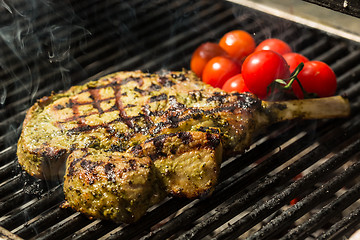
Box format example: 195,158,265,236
63,129,222,222
67,149,145,183
17,70,265,222
55,75,173,135
57,78,143,131
61,91,254,134
88,88,104,115
113,80,135,129
128,130,222,199
131,131,219,161
17,70,351,223
20,70,261,184
52,73,259,150
63,149,165,223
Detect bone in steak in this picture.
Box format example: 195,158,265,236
17,70,350,223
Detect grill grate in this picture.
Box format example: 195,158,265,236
1,0,360,239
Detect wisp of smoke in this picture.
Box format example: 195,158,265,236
0,0,90,107
0,0,90,181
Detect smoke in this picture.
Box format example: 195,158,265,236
0,0,90,108
0,0,90,166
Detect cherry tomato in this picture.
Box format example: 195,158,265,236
292,61,337,98
202,56,241,88
283,53,309,73
242,50,290,97
190,42,228,77
255,38,292,55
219,30,256,62
222,74,250,93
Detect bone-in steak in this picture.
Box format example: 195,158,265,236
17,70,350,223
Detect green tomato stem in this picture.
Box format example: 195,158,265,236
271,62,317,99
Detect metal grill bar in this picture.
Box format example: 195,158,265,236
140,127,305,240
0,185,63,230
244,139,360,240
318,205,360,240
331,50,360,78
175,115,360,240
14,205,74,239
282,172,360,239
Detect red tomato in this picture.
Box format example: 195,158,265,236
190,42,228,77
242,50,290,97
292,61,337,98
255,38,292,55
219,30,256,62
222,74,250,93
202,56,241,88
283,53,309,73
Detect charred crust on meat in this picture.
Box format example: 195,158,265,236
171,73,187,81
148,152,167,161
149,93,168,103
109,105,118,111
39,145,67,160
113,82,137,130
69,144,77,152
80,159,98,172
19,70,257,218
148,83,162,91
86,137,101,149
125,104,136,108
67,124,94,134
54,104,65,110
169,95,185,109
189,91,203,101
178,132,192,145
128,159,137,171
134,87,146,95
153,135,166,151
191,109,204,120
142,104,153,119
65,100,74,108
62,97,253,135
158,76,175,87
206,133,221,149
68,157,82,177
104,163,116,183
53,81,261,139
166,114,180,128
207,92,229,103
88,88,104,114
131,145,143,156
108,144,125,152
196,126,220,135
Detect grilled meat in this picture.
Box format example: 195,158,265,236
17,70,350,223
63,149,165,223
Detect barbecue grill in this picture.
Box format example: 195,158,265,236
1,0,360,239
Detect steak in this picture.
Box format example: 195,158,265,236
17,70,350,223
